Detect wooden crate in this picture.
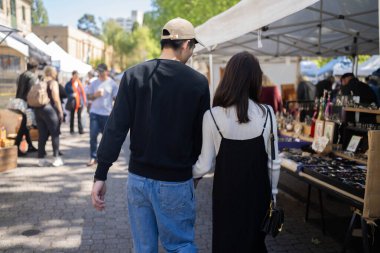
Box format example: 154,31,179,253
0,146,18,172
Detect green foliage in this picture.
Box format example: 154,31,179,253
124,26,161,68
358,55,370,64
312,55,371,69
102,20,125,46
101,20,160,70
77,14,101,37
32,0,49,26
145,0,240,40
89,58,104,69
312,57,332,68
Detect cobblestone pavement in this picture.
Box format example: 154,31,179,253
0,124,353,253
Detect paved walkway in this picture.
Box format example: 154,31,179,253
0,124,353,252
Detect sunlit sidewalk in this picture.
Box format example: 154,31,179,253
0,123,344,252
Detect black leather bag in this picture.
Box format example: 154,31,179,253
261,201,284,237
65,97,76,111
261,105,285,238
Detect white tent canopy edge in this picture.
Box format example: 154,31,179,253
195,0,319,52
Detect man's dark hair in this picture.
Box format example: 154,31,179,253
27,59,38,70
213,51,264,123
72,70,78,76
160,39,196,51
341,73,355,80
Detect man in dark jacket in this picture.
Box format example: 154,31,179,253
341,72,377,123
14,59,38,155
91,17,210,252
341,73,376,105
315,76,334,99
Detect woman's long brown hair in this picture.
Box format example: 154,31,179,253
213,51,264,123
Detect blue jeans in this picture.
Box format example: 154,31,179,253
89,112,109,159
126,173,197,253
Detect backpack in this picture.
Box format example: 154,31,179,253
27,80,50,107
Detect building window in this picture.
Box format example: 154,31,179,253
0,55,21,71
10,0,16,16
22,6,25,21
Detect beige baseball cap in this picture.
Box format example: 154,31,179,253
161,17,204,46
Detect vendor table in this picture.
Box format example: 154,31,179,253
280,143,377,253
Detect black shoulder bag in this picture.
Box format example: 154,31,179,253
261,105,284,238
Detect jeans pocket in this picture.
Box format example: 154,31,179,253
159,180,193,214
127,176,147,207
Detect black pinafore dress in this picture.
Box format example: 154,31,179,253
210,107,271,253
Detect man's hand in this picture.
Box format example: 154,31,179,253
94,88,104,98
91,180,107,211
58,112,64,123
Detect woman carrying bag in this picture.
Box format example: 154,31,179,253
34,66,64,167
193,51,281,252
65,70,86,134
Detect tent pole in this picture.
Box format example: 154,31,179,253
318,0,323,54
209,53,214,96
353,55,359,76
352,55,358,75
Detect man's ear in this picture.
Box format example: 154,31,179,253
183,40,190,50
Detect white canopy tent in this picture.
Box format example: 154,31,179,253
47,42,92,75
195,0,378,58
194,0,379,90
25,33,52,58
357,55,380,76
334,55,380,76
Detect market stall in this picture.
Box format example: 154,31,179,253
194,0,380,251
194,0,379,90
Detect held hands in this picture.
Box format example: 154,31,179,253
193,178,202,189
91,181,107,211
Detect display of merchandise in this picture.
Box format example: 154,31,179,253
310,98,319,137
324,91,332,120
281,149,366,198
317,95,325,120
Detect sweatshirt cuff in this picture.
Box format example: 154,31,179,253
94,161,112,181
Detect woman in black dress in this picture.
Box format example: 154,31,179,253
193,51,280,252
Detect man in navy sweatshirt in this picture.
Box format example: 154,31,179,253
91,17,210,252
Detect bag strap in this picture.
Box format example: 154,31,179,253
261,108,270,136
209,109,224,138
263,105,276,204
263,105,275,160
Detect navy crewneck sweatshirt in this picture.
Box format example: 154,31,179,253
94,59,210,181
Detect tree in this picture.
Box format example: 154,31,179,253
101,19,160,70
32,0,49,26
124,26,161,68
144,0,240,41
77,14,101,37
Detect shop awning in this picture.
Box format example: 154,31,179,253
10,33,51,65
195,0,378,57
0,32,29,56
0,24,19,44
